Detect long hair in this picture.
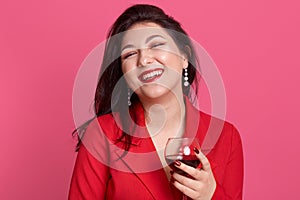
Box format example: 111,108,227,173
73,4,200,151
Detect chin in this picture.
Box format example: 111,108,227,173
137,85,170,100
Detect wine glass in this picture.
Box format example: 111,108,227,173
165,137,201,200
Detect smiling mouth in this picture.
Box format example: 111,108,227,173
138,68,164,83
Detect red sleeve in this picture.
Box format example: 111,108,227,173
68,118,112,200
213,125,244,200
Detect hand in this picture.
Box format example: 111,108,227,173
170,148,216,200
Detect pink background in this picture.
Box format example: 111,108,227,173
1,0,299,199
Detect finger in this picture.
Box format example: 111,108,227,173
173,160,201,179
194,147,211,171
172,178,198,199
172,171,203,191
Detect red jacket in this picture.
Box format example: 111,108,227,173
69,99,244,199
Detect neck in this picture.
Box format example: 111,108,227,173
139,92,186,141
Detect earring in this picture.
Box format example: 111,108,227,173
184,68,189,87
128,88,132,106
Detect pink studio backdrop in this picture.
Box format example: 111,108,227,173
1,0,299,199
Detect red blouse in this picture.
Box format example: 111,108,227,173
69,99,244,199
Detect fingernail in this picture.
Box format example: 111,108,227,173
174,160,181,166
170,170,174,175
194,147,199,154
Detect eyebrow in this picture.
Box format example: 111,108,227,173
121,34,166,52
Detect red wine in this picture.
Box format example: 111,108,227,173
165,155,200,175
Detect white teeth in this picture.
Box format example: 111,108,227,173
142,70,163,81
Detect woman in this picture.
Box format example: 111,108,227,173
69,4,243,200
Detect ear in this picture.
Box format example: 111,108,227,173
182,56,189,69
182,45,191,69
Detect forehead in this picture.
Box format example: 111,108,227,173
121,22,173,45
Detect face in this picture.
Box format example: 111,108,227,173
120,22,188,102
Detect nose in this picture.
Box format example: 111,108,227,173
137,48,154,67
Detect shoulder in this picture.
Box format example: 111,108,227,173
80,113,122,145
200,111,240,135
197,111,243,168
97,113,119,129
96,113,123,141
198,111,242,151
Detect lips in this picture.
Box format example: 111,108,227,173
138,68,164,83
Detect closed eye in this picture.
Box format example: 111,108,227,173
150,42,166,48
123,51,137,59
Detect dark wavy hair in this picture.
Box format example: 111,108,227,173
73,4,200,152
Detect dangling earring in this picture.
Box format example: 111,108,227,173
183,68,189,87
127,88,132,106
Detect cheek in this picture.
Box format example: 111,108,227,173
158,53,168,62
121,61,130,74
158,53,184,72
155,53,175,68
121,61,137,79
121,63,139,88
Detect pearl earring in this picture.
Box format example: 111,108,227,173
184,68,189,87
128,88,131,106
